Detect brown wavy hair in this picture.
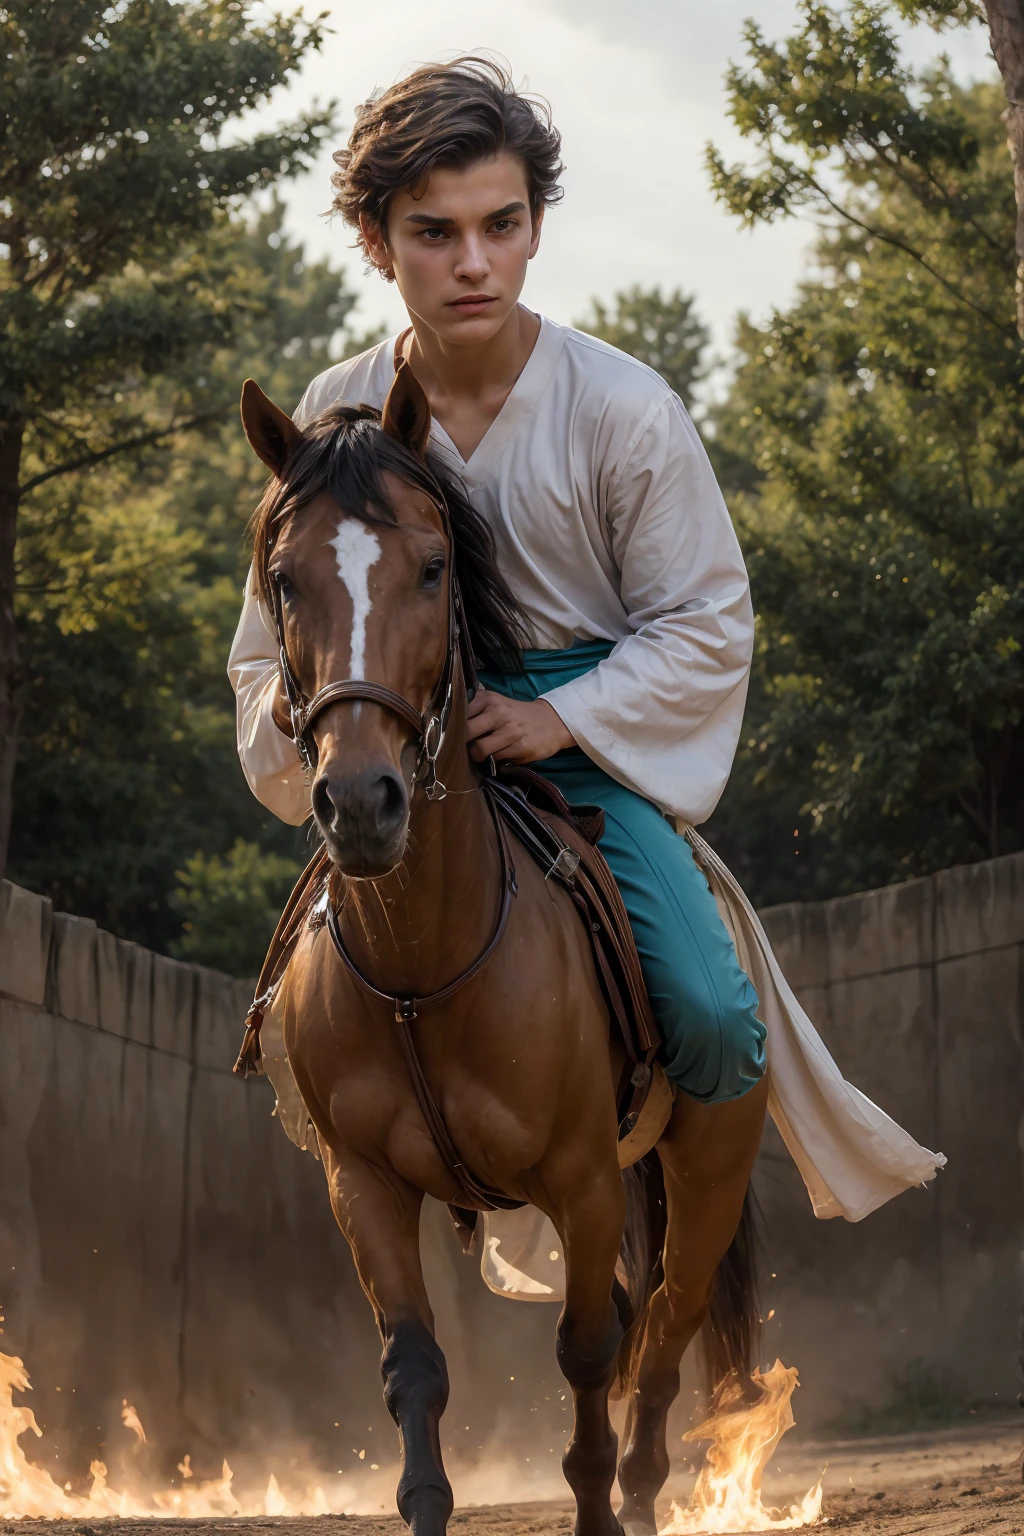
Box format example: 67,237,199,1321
331,56,564,262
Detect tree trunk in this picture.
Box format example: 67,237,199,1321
0,418,24,888
984,0,1024,336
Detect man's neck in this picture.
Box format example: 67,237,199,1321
404,303,541,405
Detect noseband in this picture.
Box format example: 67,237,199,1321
267,488,478,804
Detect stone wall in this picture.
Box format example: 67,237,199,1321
0,852,1021,1485
754,852,1024,1427
0,880,377,1489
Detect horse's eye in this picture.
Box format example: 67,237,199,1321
273,570,297,604
421,556,446,590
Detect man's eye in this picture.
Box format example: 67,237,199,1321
422,227,447,241
421,556,446,589
491,219,515,233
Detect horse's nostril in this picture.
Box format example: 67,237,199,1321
312,775,334,828
372,769,406,833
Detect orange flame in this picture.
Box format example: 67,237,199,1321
0,1350,335,1520
660,1360,823,1534
120,1402,146,1446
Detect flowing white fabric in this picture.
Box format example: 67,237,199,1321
683,827,945,1221
229,316,753,827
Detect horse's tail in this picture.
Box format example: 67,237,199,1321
613,1151,668,1398
699,1186,762,1399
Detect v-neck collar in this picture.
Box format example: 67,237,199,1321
390,314,565,489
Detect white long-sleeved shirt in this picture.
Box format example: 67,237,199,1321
228,315,754,826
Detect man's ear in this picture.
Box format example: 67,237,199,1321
381,359,432,460
240,379,305,476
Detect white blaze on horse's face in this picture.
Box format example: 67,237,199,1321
327,516,382,686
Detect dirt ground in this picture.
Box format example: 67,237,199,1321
4,1416,1022,1536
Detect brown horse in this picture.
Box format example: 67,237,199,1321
238,364,769,1536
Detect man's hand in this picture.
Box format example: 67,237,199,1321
465,688,575,763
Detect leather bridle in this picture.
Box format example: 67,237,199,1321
266,482,478,804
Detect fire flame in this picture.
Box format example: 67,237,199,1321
2,1343,823,1528
0,1350,333,1520
660,1360,823,1534
120,1401,146,1446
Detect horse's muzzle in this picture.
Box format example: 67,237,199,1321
312,764,409,876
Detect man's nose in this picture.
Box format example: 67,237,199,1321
453,235,489,283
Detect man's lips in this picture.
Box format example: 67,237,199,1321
447,295,497,310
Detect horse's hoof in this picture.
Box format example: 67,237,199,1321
618,1506,657,1536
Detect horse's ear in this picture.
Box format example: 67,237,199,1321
381,359,432,460
240,379,305,476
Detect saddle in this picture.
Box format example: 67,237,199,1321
234,765,667,1235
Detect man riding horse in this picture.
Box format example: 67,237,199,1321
227,56,942,1536
233,56,766,1112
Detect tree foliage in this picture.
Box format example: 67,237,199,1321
170,839,303,976
0,0,334,881
8,202,372,966
702,8,1023,901
2,0,332,445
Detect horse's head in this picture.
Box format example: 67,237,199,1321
241,365,460,878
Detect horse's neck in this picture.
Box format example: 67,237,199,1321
338,690,500,996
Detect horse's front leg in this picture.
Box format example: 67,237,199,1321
550,1164,627,1536
322,1143,452,1536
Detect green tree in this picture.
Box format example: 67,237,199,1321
170,840,302,975
0,0,334,880
8,203,373,955
574,286,710,410
890,0,1024,337
702,6,1023,900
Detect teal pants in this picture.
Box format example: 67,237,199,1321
479,641,766,1104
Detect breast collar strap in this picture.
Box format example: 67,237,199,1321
267,485,468,804
323,784,525,1216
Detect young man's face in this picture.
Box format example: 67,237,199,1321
361,152,543,345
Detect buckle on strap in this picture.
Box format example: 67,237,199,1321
423,713,444,762
545,846,581,884
421,704,451,801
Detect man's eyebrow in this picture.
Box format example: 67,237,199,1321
403,200,527,226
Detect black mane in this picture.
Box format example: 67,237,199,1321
250,401,529,673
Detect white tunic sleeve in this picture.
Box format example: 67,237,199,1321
227,570,310,826
540,394,753,825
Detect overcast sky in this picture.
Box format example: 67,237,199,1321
252,0,994,373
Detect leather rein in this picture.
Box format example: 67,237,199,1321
264,477,525,1213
